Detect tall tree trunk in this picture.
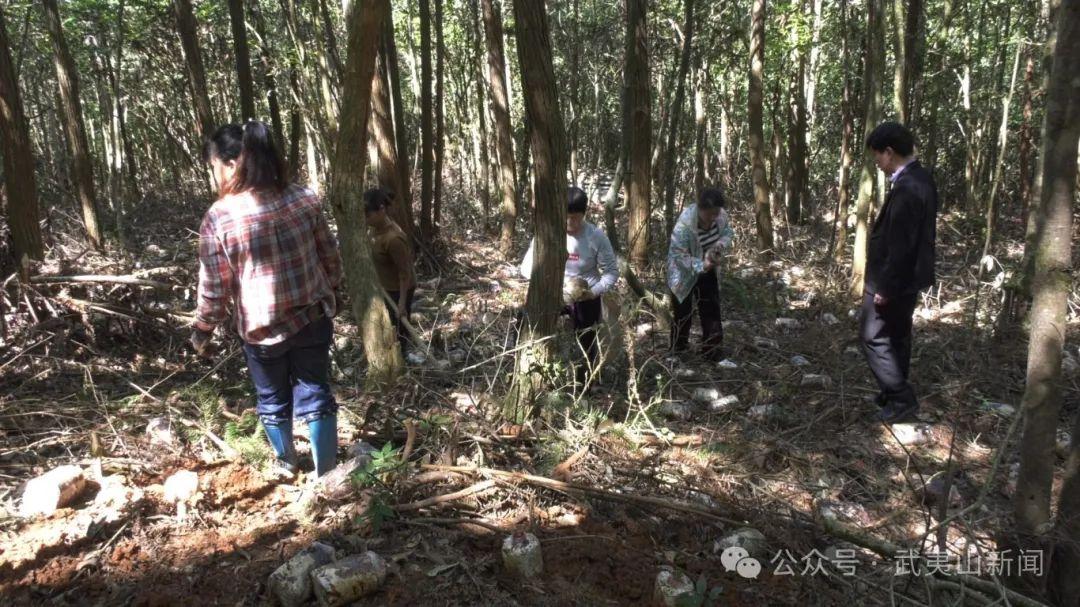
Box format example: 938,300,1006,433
832,0,854,263
980,41,1023,263
227,0,257,120
661,0,696,239
891,0,906,122
1018,52,1035,223
1015,1,1079,600
251,2,285,151
625,0,651,269
902,0,925,126
372,27,413,236
0,4,42,262
805,0,823,136
481,0,518,256
747,0,773,254
850,0,885,296
382,12,414,228
418,0,434,241
42,0,102,249
433,0,445,237
326,0,401,387
174,0,215,141
787,49,808,224
507,0,567,420
316,0,344,82
693,58,707,196
470,0,491,231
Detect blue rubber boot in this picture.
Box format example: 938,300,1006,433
307,415,338,477
262,420,298,477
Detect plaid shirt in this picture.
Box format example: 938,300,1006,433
195,184,343,345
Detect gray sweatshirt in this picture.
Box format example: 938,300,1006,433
519,222,619,298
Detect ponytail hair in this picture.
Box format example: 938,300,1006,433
202,120,287,196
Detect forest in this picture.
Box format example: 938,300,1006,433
0,0,1078,604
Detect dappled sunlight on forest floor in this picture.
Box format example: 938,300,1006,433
1,197,1077,605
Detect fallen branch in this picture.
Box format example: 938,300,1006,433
394,479,498,512
31,274,172,290
399,516,505,534
421,464,743,525
819,512,1049,607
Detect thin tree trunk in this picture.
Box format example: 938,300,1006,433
419,0,434,241
0,4,42,262
507,0,567,420
227,0,257,120
174,0,215,141
850,0,885,296
1015,0,1079,595
43,0,102,249
625,0,651,269
316,0,344,82
382,12,414,227
693,58,707,196
787,49,808,224
372,28,413,236
748,0,773,255
470,0,491,231
980,41,1023,263
832,0,854,263
433,0,445,237
326,0,401,387
481,0,518,257
902,0,925,126
661,0,696,239
1018,52,1035,223
891,0,906,123
251,3,285,151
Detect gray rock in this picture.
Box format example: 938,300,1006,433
800,374,831,388
821,313,840,326
753,336,779,349
692,387,720,403
311,551,387,606
269,542,336,607
709,395,740,413
716,359,739,369
886,423,934,446
501,532,543,579
775,318,801,331
790,355,811,367
659,401,694,422
145,417,177,447
921,472,963,507
654,569,695,607
713,527,768,559
748,404,778,420
981,401,1016,417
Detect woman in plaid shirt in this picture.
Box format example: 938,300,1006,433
191,121,343,479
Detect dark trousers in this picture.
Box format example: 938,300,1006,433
243,316,337,426
670,271,723,359
385,288,416,351
859,291,919,407
564,296,603,366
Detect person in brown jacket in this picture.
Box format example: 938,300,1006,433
364,188,416,353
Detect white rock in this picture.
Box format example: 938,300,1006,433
145,417,177,447
722,320,747,331
163,470,199,515
800,374,831,388
717,359,739,369
405,351,427,365
692,387,721,403
775,318,801,331
709,395,740,413
790,355,811,367
845,346,861,356
635,323,654,337
981,401,1016,417
753,336,779,349
674,367,697,378
749,404,778,419
93,475,143,523
818,500,870,525
659,401,694,422
654,569,695,607
20,465,88,518
886,423,934,446
502,532,543,579
317,453,376,502
270,542,337,607
737,268,756,279
714,527,768,559
821,313,840,326
311,551,388,606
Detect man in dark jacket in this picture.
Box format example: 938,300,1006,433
860,122,938,423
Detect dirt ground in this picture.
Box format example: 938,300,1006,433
1,197,1077,606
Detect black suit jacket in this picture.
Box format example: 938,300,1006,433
865,160,937,298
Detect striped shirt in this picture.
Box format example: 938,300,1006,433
699,223,722,253
195,184,343,345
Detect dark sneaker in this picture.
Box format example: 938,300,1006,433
877,401,919,424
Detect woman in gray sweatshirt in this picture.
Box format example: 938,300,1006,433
520,187,619,376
